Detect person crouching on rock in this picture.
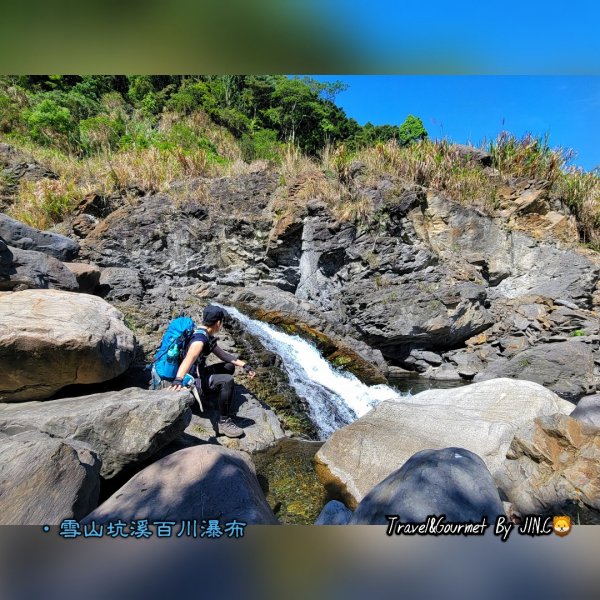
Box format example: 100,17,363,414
169,305,255,438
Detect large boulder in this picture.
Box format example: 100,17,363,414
0,388,192,478
0,213,79,261
476,341,595,400
0,289,135,401
315,378,573,508
0,243,78,292
0,430,101,525
350,447,505,525
499,414,600,518
314,500,353,525
571,394,600,427
82,444,278,525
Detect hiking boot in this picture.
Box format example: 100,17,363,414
218,417,244,438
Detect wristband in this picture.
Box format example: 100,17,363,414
173,377,184,385
243,364,254,373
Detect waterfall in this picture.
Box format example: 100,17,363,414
223,305,405,439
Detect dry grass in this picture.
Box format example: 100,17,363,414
4,126,599,248
9,177,88,229
555,167,600,246
489,131,573,183
355,139,497,209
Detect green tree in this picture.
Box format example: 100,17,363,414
398,115,428,146
26,98,74,148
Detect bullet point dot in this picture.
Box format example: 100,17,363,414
42,525,50,532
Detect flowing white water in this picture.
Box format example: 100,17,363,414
223,305,406,439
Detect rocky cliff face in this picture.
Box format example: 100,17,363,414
42,165,600,401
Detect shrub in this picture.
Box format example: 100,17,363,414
555,167,600,245
79,115,125,154
489,131,573,183
25,98,74,149
240,128,281,162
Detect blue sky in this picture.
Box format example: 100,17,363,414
311,76,600,171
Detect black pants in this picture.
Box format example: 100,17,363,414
199,362,235,416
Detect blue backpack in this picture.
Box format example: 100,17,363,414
152,316,197,380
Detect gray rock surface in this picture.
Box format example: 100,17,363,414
0,289,135,401
414,194,600,305
0,212,79,261
182,387,286,454
0,243,78,292
315,378,574,507
82,444,278,525
98,267,144,302
0,430,101,525
477,341,595,400
53,167,600,394
0,388,192,478
571,394,600,427
315,500,353,525
350,447,504,524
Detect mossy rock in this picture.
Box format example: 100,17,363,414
253,438,327,525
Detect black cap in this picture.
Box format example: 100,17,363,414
202,305,226,325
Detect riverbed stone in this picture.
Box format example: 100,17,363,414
82,444,278,525
315,378,574,508
0,388,192,478
0,430,101,525
0,289,135,401
350,447,505,524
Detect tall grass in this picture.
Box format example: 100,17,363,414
488,131,574,183
351,139,497,208
555,167,600,246
3,123,599,249
10,178,88,230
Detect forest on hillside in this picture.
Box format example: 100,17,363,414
0,75,427,159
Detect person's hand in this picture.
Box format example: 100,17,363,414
243,364,256,379
169,377,184,391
